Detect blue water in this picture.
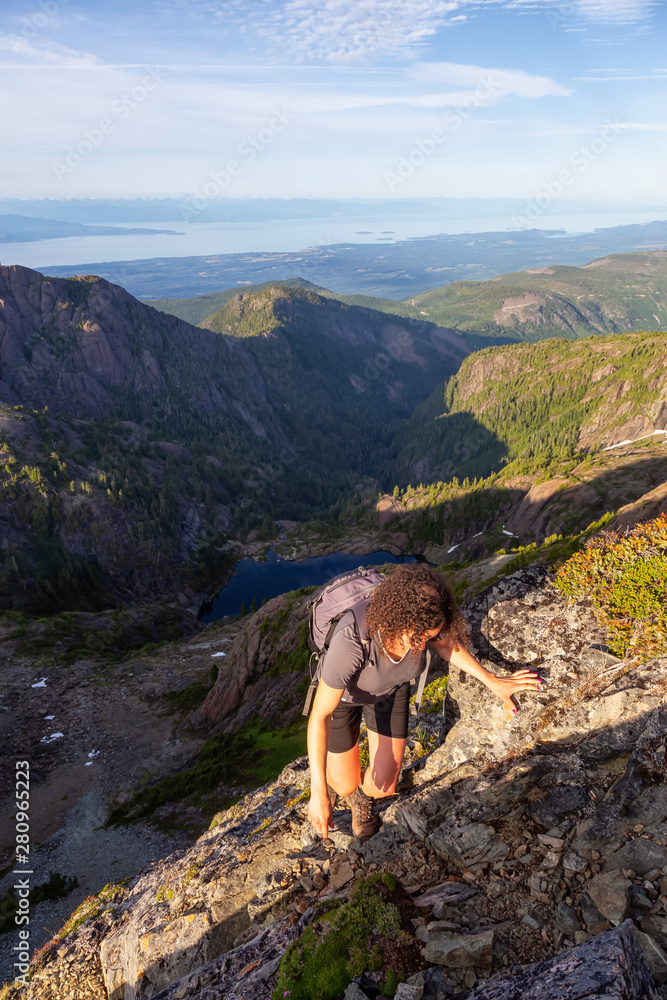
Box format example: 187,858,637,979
201,548,416,621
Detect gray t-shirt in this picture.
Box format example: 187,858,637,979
319,611,426,705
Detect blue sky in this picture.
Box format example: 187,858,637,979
1,0,666,203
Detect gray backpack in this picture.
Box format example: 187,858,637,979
302,566,431,716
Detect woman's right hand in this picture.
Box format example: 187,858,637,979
308,790,333,841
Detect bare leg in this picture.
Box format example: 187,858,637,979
361,731,406,798
326,742,361,798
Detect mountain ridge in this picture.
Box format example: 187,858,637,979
0,266,466,611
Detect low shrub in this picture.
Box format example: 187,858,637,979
554,513,667,662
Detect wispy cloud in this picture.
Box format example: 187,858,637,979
576,0,658,23
0,33,99,68
410,62,572,98
489,0,656,20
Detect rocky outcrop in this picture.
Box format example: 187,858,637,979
6,565,667,1000
607,480,667,533
459,920,660,999
194,591,309,731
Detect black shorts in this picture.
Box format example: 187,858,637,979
328,682,410,754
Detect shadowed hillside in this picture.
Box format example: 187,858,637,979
0,267,466,610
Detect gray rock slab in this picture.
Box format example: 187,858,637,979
428,821,508,869
414,881,477,910
454,920,660,999
394,983,423,1000
562,850,588,872
554,901,581,938
344,984,372,1000
606,839,667,876
641,915,667,952
635,930,667,985
525,785,589,829
579,892,611,936
630,885,654,912
407,967,455,999
151,906,307,1000
585,871,632,927
425,929,494,969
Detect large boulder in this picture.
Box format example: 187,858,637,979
459,921,659,999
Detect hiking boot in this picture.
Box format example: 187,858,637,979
349,785,380,839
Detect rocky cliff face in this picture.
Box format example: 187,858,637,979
392,329,667,485
7,562,667,1000
194,590,309,733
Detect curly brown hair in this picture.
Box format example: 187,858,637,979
365,564,468,648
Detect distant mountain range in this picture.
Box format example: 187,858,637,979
0,214,178,244
0,196,605,224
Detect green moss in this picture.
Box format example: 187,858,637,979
267,619,312,677
3,605,189,666
381,969,406,996
273,874,417,1000
181,863,202,887
47,879,129,949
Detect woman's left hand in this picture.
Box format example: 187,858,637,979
486,669,542,715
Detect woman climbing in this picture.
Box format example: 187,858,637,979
307,564,541,840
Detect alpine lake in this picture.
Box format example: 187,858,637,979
200,549,418,621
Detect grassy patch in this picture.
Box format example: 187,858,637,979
163,666,217,713
415,674,448,716
106,720,307,829
555,513,667,662
2,605,191,666
273,872,420,1000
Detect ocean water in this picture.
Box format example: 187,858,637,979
2,208,665,271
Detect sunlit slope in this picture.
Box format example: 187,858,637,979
404,252,667,342
391,328,667,484
146,279,418,327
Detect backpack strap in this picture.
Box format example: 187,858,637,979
302,606,371,716
410,648,432,717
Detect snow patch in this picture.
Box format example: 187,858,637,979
31,678,47,688
603,429,667,452
40,732,64,744
502,530,516,537
44,715,55,720
447,544,459,554
211,651,227,657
